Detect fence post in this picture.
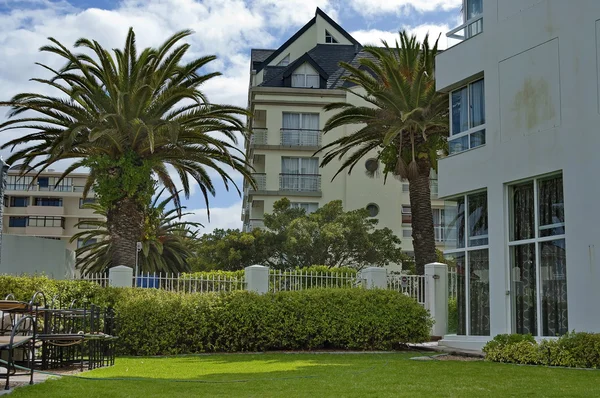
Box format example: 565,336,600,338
424,262,448,338
245,265,269,294
361,267,387,289
109,265,133,288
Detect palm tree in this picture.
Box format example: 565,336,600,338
72,190,201,275
0,28,253,268
317,32,449,274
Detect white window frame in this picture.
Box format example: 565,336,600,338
291,63,320,88
325,30,338,44
290,202,319,214
277,54,290,67
449,78,486,154
506,173,566,337
443,189,490,336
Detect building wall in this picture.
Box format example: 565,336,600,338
3,170,103,252
436,0,600,341
0,234,76,279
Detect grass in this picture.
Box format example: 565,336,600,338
10,353,600,397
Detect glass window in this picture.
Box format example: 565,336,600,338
401,205,411,224
78,218,97,229
365,159,379,173
366,203,379,217
77,238,98,249
449,79,486,155
7,175,32,191
291,63,320,88
79,198,97,208
9,217,27,227
28,216,64,228
34,197,63,207
290,202,319,214
276,54,290,67
325,30,338,44
37,177,49,188
509,173,567,337
9,196,29,207
443,191,489,336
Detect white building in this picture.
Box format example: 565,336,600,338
437,0,600,349
243,8,447,255
3,167,102,253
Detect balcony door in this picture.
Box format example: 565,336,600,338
281,157,319,191
282,113,319,146
465,0,483,36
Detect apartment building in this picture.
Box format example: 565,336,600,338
3,166,103,252
436,0,600,350
242,8,447,254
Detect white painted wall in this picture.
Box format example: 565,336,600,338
0,234,76,279
437,0,600,341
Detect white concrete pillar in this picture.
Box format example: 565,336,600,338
425,262,448,338
109,265,133,288
362,267,387,289
245,265,269,294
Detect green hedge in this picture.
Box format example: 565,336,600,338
0,276,431,355
483,333,600,369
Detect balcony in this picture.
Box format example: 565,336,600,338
250,128,268,146
247,219,265,231
27,205,65,216
446,15,483,49
279,174,321,193
280,129,321,147
249,173,267,191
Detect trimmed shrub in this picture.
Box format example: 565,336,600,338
447,298,458,334
115,288,432,355
483,332,600,369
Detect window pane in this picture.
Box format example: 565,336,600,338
449,136,469,154
291,74,305,87
470,129,486,148
540,239,568,336
451,87,469,135
470,80,485,127
306,75,320,88
446,252,466,335
444,197,465,249
469,249,490,336
467,0,483,19
511,182,535,241
538,175,565,237
511,244,537,335
468,191,488,247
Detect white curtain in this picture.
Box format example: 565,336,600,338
306,75,320,88
281,157,299,174
301,114,319,146
282,113,300,145
291,74,305,87
452,87,469,135
470,80,485,127
301,158,319,174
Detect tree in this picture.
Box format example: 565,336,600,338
72,190,201,275
317,32,448,274
264,199,407,269
187,228,272,272
190,198,407,271
0,28,252,268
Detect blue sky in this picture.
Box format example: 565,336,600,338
0,0,461,232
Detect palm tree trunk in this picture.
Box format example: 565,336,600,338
408,163,437,275
106,196,145,268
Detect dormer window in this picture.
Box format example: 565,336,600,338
277,54,290,67
325,30,338,44
291,63,320,88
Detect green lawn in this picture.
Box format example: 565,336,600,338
11,353,600,397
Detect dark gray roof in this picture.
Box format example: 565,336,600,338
251,49,275,70
333,49,379,89
257,44,361,89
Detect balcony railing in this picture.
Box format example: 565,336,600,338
250,128,268,146
279,174,321,192
6,184,94,194
280,129,321,147
250,173,266,191
248,219,265,231
446,15,483,48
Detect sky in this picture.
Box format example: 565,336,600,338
0,0,462,233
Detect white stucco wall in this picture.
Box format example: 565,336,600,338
437,0,600,340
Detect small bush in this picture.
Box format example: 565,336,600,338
447,298,458,334
483,332,600,369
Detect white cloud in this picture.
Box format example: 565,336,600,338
348,0,461,16
351,23,451,49
183,201,243,234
